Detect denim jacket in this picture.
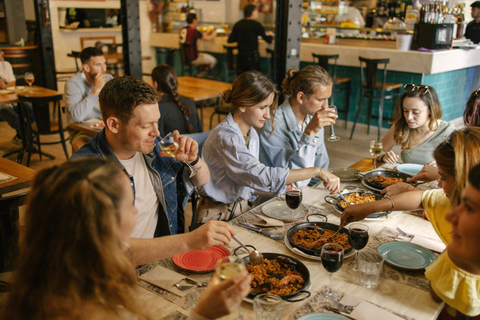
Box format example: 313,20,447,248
71,129,193,236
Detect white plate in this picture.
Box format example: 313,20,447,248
396,163,423,176
6,86,25,91
262,201,307,221
284,235,355,260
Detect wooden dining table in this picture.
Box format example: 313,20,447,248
134,158,443,320
177,76,232,102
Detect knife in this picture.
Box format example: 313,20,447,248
237,222,283,240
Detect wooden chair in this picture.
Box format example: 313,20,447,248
350,57,403,141
17,93,69,167
56,51,81,83
312,53,352,129
210,99,232,129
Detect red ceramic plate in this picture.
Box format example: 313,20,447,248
172,245,230,272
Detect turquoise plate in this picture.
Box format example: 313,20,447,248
378,242,436,270
298,313,349,320
396,164,424,176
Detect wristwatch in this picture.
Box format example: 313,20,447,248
185,155,200,167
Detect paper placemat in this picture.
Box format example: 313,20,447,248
0,172,17,184
139,265,192,297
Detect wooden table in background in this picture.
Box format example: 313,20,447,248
177,76,231,102
68,122,103,137
349,157,386,172
0,158,36,196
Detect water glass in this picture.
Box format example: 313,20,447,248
253,293,283,320
358,252,384,288
186,287,206,310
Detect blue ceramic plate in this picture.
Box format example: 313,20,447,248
396,164,424,176
298,313,349,320
378,242,436,270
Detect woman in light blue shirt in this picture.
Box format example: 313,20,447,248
260,65,338,188
196,71,340,223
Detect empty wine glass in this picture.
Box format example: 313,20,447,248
158,132,200,178
285,188,302,227
348,223,369,271
369,140,383,169
320,243,344,301
24,72,34,90
327,105,340,142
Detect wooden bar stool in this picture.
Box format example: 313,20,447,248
312,53,351,129
179,43,210,77
349,57,402,141
266,48,275,78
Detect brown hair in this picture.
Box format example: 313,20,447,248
392,85,443,151
79,46,104,65
3,158,149,320
463,88,480,127
282,65,333,98
224,71,279,122
434,127,480,208
99,75,161,124
468,162,480,190
152,64,196,134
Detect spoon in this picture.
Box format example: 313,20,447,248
231,235,264,265
338,192,353,206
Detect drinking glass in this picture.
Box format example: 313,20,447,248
285,188,302,227
327,105,340,142
253,293,283,320
215,256,247,319
358,252,384,288
320,243,344,301
24,72,35,90
348,223,369,271
158,132,199,178
369,140,383,169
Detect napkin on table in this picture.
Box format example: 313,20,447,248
340,294,404,320
139,265,191,297
410,235,446,253
252,213,284,227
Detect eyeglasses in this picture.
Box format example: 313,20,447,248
404,84,430,94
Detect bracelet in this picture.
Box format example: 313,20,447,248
185,155,200,167
383,195,395,218
316,167,323,178
380,154,386,162
407,184,417,191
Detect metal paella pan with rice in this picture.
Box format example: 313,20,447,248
355,170,416,190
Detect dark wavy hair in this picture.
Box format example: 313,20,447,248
463,88,480,127
152,64,196,134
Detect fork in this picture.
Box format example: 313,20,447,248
396,227,414,238
173,283,193,291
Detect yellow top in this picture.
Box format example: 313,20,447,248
425,252,480,317
422,189,451,245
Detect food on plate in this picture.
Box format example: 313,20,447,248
291,228,351,251
91,122,105,129
339,192,376,208
247,257,304,296
367,175,405,187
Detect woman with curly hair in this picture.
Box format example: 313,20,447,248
3,158,250,320
377,84,456,165
152,64,203,136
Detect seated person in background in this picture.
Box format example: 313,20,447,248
425,163,480,320
196,71,340,224
65,7,90,28
152,64,203,136
3,158,251,320
377,84,455,165
179,13,217,77
407,87,480,185
228,4,274,75
65,47,114,153
0,49,34,144
72,76,232,266
260,65,336,188
341,128,480,248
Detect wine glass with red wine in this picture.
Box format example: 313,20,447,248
285,189,302,227
348,223,369,271
320,243,344,301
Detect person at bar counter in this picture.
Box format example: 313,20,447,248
341,127,480,248
152,64,203,136
65,47,114,153
375,84,455,166
424,162,480,320
3,158,251,320
195,71,340,224
179,13,217,77
228,4,274,76
71,76,234,266
465,1,480,44
260,65,337,188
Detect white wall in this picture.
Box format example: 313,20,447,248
23,0,35,20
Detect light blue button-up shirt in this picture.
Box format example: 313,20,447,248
259,99,329,188
198,114,289,204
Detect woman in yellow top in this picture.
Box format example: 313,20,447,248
340,127,480,245
425,163,480,319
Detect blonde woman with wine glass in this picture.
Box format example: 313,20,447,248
196,71,340,224
377,84,455,166
260,65,340,188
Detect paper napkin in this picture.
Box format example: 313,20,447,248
139,265,192,297
411,235,446,253
340,294,404,320
252,213,284,227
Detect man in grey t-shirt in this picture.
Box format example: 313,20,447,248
65,47,113,152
